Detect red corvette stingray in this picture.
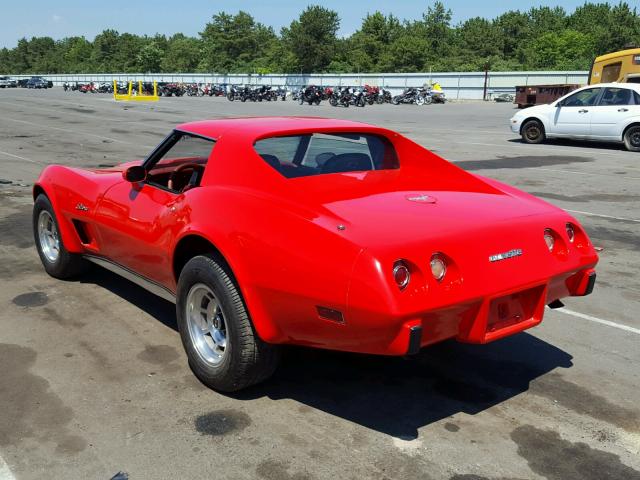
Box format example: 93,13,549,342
33,117,598,391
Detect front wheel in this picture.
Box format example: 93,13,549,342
33,194,89,279
392,96,400,105
521,119,546,144
623,125,640,152
416,96,425,106
176,254,279,392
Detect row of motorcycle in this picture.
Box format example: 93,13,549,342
63,81,229,97
294,85,445,106
62,81,447,106
294,85,391,107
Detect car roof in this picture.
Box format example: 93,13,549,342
176,117,383,141
584,82,640,92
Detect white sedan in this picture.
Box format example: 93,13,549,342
510,82,640,151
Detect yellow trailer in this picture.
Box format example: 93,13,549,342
589,48,640,84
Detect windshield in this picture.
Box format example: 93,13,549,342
254,132,399,179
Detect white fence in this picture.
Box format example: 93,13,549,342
9,71,589,100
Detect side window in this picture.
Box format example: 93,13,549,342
601,62,622,83
634,91,640,105
562,88,601,107
599,88,632,106
150,134,213,171
147,133,214,191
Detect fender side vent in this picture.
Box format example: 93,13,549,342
316,306,345,324
72,219,92,244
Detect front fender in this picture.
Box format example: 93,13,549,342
34,166,85,253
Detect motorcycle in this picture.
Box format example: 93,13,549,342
298,85,322,105
350,87,366,107
329,86,351,107
363,85,379,105
392,87,425,105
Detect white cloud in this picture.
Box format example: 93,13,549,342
52,14,62,23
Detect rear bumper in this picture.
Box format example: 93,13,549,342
324,266,597,356
390,267,597,354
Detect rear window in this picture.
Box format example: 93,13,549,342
254,133,399,178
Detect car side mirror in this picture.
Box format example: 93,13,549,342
123,165,146,183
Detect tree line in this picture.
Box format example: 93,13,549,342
1,2,639,75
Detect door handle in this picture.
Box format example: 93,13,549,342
578,109,588,113
618,108,629,112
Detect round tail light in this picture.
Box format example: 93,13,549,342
393,261,410,290
430,254,447,281
566,223,575,243
544,229,555,252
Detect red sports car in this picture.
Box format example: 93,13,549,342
33,117,598,391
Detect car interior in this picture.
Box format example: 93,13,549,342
144,132,214,192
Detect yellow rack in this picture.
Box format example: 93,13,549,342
113,80,159,101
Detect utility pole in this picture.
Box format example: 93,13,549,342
482,62,489,101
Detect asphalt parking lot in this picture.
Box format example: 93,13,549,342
0,88,638,480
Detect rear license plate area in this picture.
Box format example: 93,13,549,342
487,285,545,333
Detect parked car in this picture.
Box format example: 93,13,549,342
33,117,598,391
511,82,640,151
0,76,17,88
26,76,49,89
17,79,29,88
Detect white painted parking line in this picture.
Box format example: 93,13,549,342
0,149,43,164
554,307,640,335
536,167,640,180
566,209,640,223
0,455,16,480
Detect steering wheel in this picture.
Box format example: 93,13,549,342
168,163,205,192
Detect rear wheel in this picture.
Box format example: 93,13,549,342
521,119,545,144
392,96,400,105
33,194,88,279
623,125,640,152
176,254,279,392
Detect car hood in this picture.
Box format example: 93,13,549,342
514,104,552,118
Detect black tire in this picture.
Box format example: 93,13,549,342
176,254,279,392
33,194,89,279
392,96,400,105
623,125,640,152
521,119,545,144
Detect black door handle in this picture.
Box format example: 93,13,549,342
578,109,588,113
618,108,629,112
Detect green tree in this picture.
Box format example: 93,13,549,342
200,11,277,73
281,5,340,73
137,41,164,72
162,34,201,72
526,29,595,69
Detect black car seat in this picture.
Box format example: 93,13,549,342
320,153,373,174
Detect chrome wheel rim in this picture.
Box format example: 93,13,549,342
37,210,60,263
186,283,227,365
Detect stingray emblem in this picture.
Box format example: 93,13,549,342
489,249,523,262
406,194,437,203
75,203,89,212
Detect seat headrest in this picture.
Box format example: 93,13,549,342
320,153,372,174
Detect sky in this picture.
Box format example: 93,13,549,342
0,0,607,48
